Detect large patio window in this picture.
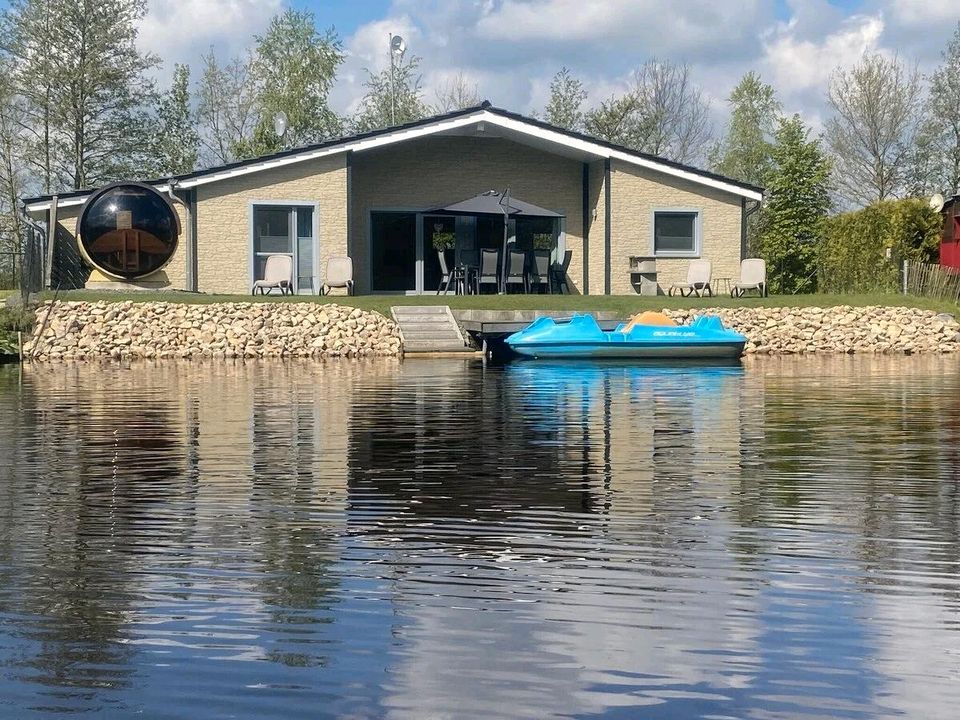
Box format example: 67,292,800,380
653,210,700,257
370,211,417,292
252,204,315,293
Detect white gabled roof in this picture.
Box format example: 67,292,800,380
23,106,762,213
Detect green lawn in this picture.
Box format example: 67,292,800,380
39,290,960,317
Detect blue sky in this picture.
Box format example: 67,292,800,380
10,1,960,131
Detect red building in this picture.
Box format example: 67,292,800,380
943,194,960,271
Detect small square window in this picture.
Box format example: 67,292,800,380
654,211,698,256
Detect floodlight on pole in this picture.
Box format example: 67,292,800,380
389,33,406,127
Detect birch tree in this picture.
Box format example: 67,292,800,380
3,0,62,192
926,23,960,194
825,54,923,206
432,72,481,113
195,51,259,165
352,53,427,132
544,67,586,131
151,64,198,176
584,60,712,164
711,72,781,186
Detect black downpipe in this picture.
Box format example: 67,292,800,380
581,163,589,295
604,159,611,295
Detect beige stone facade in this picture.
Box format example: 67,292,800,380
195,155,348,294
31,122,751,297
607,161,744,296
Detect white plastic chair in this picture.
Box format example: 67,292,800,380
251,254,293,295
322,256,354,296
668,259,713,297
731,258,767,297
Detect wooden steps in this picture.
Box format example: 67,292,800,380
390,306,475,354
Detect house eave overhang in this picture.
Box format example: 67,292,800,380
23,106,763,213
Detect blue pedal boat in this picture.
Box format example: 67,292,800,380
504,313,747,359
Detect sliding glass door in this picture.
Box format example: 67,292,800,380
252,205,315,294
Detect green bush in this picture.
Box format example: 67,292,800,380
819,198,941,293
0,305,35,334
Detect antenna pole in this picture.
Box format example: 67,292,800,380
389,33,396,127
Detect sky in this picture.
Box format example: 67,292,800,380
113,0,960,132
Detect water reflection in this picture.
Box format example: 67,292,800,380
0,356,958,718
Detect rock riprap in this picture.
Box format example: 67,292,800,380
665,305,960,355
25,301,402,360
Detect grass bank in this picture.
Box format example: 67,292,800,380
38,290,960,318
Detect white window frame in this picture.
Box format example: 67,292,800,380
650,207,702,258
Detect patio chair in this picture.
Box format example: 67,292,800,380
252,254,293,295
322,256,354,296
668,259,713,297
528,249,551,293
504,250,527,293
550,249,572,294
436,249,462,295
731,258,767,297
477,248,499,294
459,249,480,294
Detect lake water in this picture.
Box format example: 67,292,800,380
1,356,959,719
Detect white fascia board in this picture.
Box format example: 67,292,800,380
25,184,173,214
26,196,87,213
23,108,761,209
177,112,489,191
479,112,763,201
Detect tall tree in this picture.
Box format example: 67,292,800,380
233,9,344,159
711,72,780,186
432,72,481,113
926,22,960,194
9,0,161,188
2,0,58,192
756,115,832,294
584,60,712,164
0,65,28,261
151,64,198,176
825,53,923,206
195,50,259,165
352,52,427,133
544,67,586,131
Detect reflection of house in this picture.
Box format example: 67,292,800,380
23,103,762,295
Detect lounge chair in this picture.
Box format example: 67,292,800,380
504,250,527,293
550,249,572,294
668,259,712,297
527,249,551,293
731,258,767,297
322,256,354,296
477,248,499,294
252,254,293,295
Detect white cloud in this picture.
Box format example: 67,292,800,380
138,0,282,84
882,0,960,27
761,14,886,97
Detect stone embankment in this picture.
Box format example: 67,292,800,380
24,301,402,360
666,306,960,355
20,301,960,361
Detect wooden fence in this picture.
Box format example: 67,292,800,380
905,261,960,303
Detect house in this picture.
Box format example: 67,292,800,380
941,194,960,271
22,102,763,296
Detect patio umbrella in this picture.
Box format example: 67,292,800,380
429,190,561,292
